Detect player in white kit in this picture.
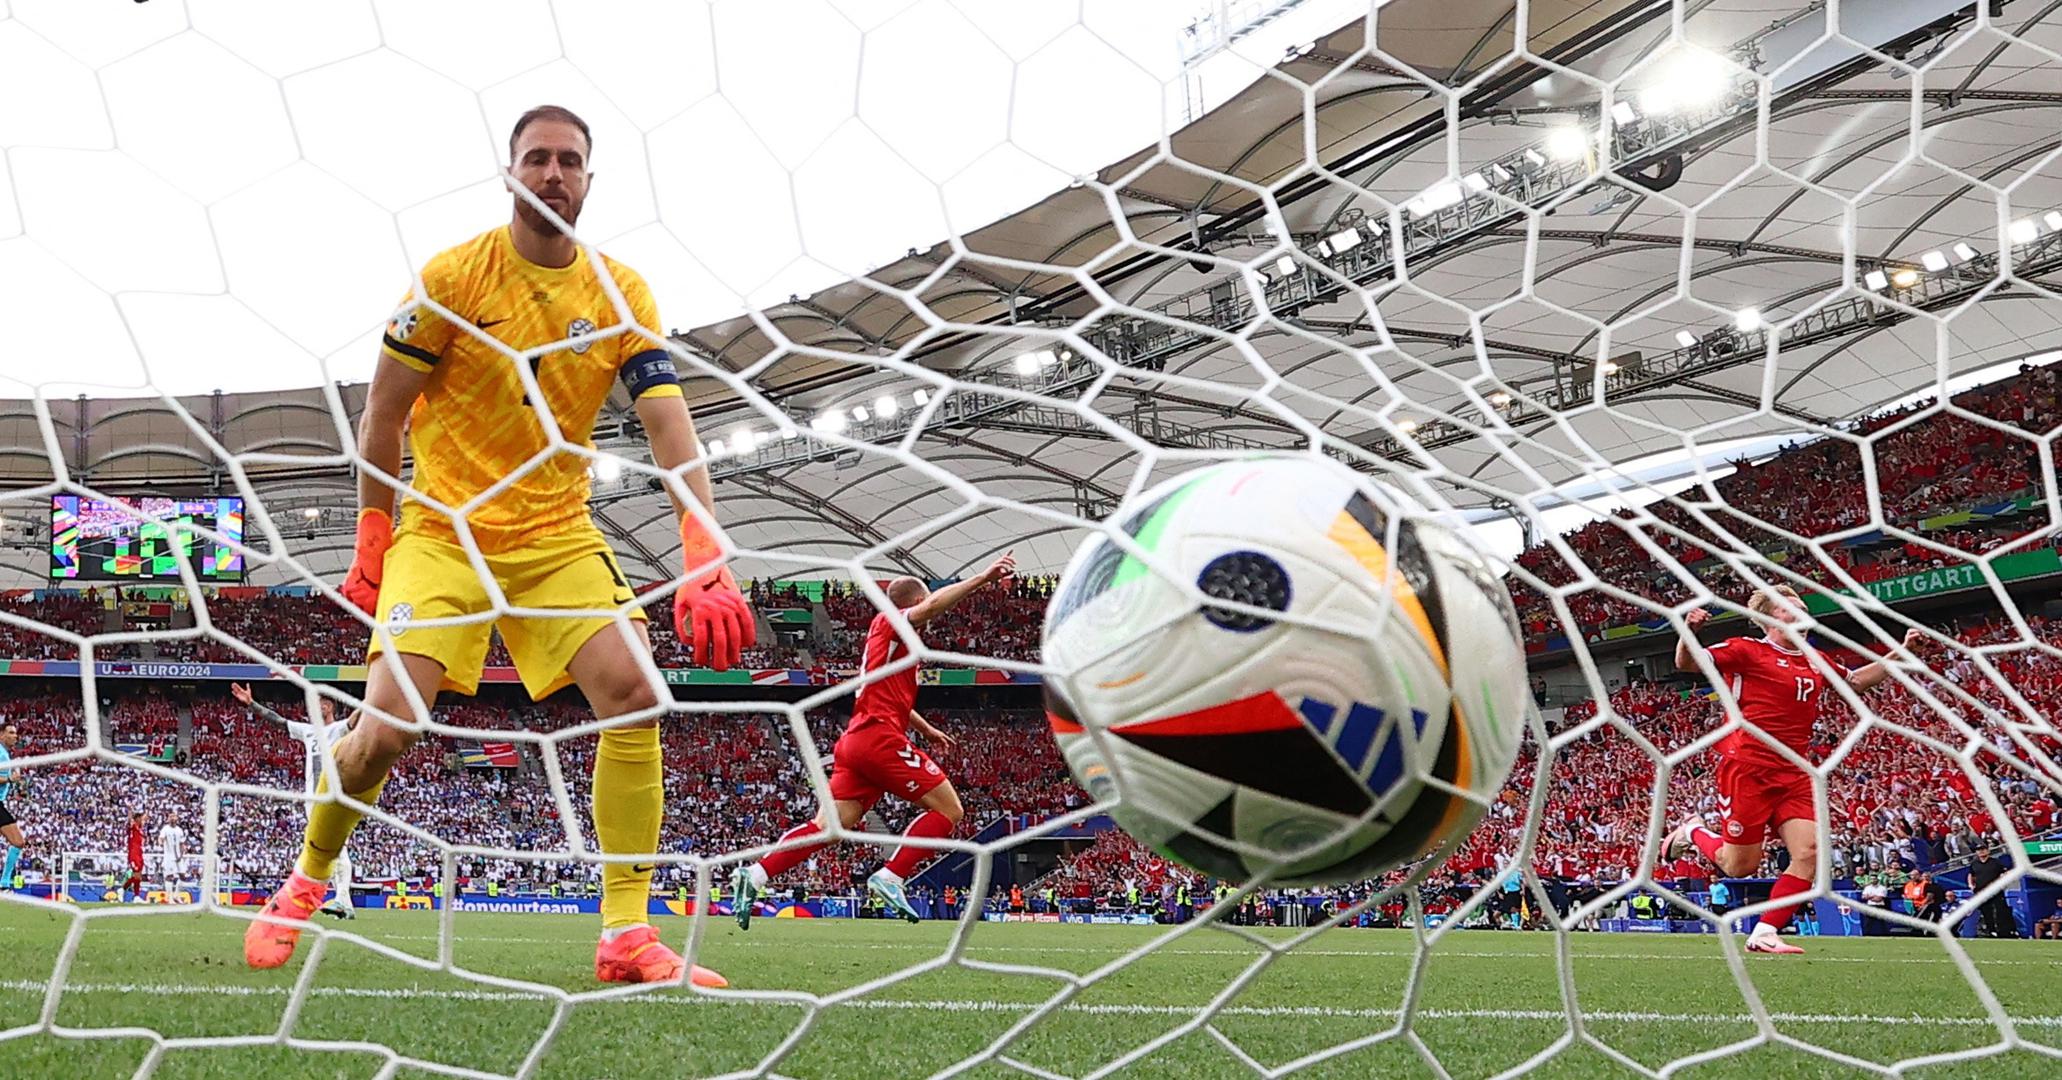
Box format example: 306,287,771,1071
230,684,357,919
155,820,187,896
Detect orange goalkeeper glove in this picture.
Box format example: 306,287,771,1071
339,508,394,616
674,512,755,671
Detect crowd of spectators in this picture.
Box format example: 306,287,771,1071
3,687,1073,894
150,594,363,664
107,688,178,744
1036,614,2062,906
813,575,1057,665
0,592,106,659
9,571,1062,674
1508,359,2062,639
8,600,2059,907
10,602,2062,911
641,594,802,670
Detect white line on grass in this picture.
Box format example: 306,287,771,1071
709,941,2062,967
73,926,2062,966
0,979,2054,1030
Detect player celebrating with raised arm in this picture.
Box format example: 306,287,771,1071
241,105,754,987
1666,585,1922,954
732,552,1015,927
231,683,356,920
0,723,23,893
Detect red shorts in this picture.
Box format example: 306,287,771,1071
1716,756,1816,843
829,721,945,808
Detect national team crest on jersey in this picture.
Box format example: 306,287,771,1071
567,317,596,353
1717,794,1734,828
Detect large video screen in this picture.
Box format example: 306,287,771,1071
51,496,246,582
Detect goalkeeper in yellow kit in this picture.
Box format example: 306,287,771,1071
243,106,753,987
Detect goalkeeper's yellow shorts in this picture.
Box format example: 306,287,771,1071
368,526,644,700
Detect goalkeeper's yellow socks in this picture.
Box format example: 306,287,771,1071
295,769,387,881
592,725,663,931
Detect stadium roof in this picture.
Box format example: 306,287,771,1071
4,0,2061,591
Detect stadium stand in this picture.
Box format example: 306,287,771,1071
88,362,2062,670
7,690,1070,895
8,368,2062,913
1508,357,2061,640
133,581,1055,670
1032,613,2062,908
0,593,104,659
18,591,2055,912
813,576,1056,665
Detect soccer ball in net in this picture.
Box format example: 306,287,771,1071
1041,455,1528,884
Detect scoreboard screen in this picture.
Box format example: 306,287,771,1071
50,496,246,582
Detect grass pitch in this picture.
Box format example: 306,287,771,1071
0,903,2056,1078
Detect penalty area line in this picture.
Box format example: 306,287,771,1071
0,979,2054,1029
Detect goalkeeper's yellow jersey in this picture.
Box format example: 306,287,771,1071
378,225,683,554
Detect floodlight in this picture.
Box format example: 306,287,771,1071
1545,126,1589,162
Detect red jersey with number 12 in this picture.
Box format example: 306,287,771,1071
849,610,919,733
1705,636,1848,771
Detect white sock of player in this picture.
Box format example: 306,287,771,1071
745,863,769,889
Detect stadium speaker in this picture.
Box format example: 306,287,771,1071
1622,153,1684,193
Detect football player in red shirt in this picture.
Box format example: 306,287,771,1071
123,811,145,902
731,552,1015,927
1666,585,1922,953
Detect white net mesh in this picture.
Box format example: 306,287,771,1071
2,0,2062,1076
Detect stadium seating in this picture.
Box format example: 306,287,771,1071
813,576,1057,665
6,694,1070,892
1035,613,2062,902
10,601,2058,902
1507,359,2061,640
13,378,2062,906
0,592,105,659
135,582,1055,669
128,356,2062,668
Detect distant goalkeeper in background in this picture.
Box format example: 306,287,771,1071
231,682,355,920
241,105,754,988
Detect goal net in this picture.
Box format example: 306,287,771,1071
2,0,2061,1076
